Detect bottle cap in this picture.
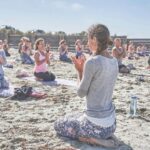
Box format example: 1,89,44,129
131,96,138,99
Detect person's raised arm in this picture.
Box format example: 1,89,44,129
71,55,85,80
121,48,127,58
71,56,94,98
45,52,50,65
77,59,94,98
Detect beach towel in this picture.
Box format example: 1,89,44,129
30,92,48,99
42,79,77,87
0,85,14,97
56,79,77,87
23,77,77,87
16,71,30,78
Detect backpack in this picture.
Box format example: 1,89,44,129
11,85,32,100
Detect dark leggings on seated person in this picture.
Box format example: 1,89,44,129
34,71,55,81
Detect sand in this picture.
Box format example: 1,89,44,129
0,48,150,150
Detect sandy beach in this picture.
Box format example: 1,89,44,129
0,48,150,150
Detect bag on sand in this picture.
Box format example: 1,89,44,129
11,85,32,100
119,65,131,73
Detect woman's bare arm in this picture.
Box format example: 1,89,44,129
34,52,46,65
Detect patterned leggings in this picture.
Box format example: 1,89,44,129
54,113,116,140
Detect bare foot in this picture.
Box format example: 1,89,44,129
35,77,43,81
79,137,119,148
110,134,124,146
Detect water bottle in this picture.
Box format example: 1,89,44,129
129,96,138,117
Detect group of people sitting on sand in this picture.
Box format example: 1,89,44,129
0,24,150,148
0,29,150,87
16,34,150,73
58,38,85,62
1,30,150,85
127,41,149,59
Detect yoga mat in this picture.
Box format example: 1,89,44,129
23,77,77,87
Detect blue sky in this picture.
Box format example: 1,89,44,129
0,0,150,38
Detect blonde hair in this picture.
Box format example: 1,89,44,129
34,38,44,50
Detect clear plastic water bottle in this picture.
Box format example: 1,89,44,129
130,96,138,117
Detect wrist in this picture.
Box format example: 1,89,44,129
78,72,82,81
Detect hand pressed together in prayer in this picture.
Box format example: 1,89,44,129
71,55,86,74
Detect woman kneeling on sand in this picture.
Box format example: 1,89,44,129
58,40,72,62
54,24,119,148
112,38,130,73
20,37,34,64
0,40,9,88
33,38,55,81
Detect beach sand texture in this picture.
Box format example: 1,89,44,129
0,49,150,150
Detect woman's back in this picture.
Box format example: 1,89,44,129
78,55,118,118
54,24,120,147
